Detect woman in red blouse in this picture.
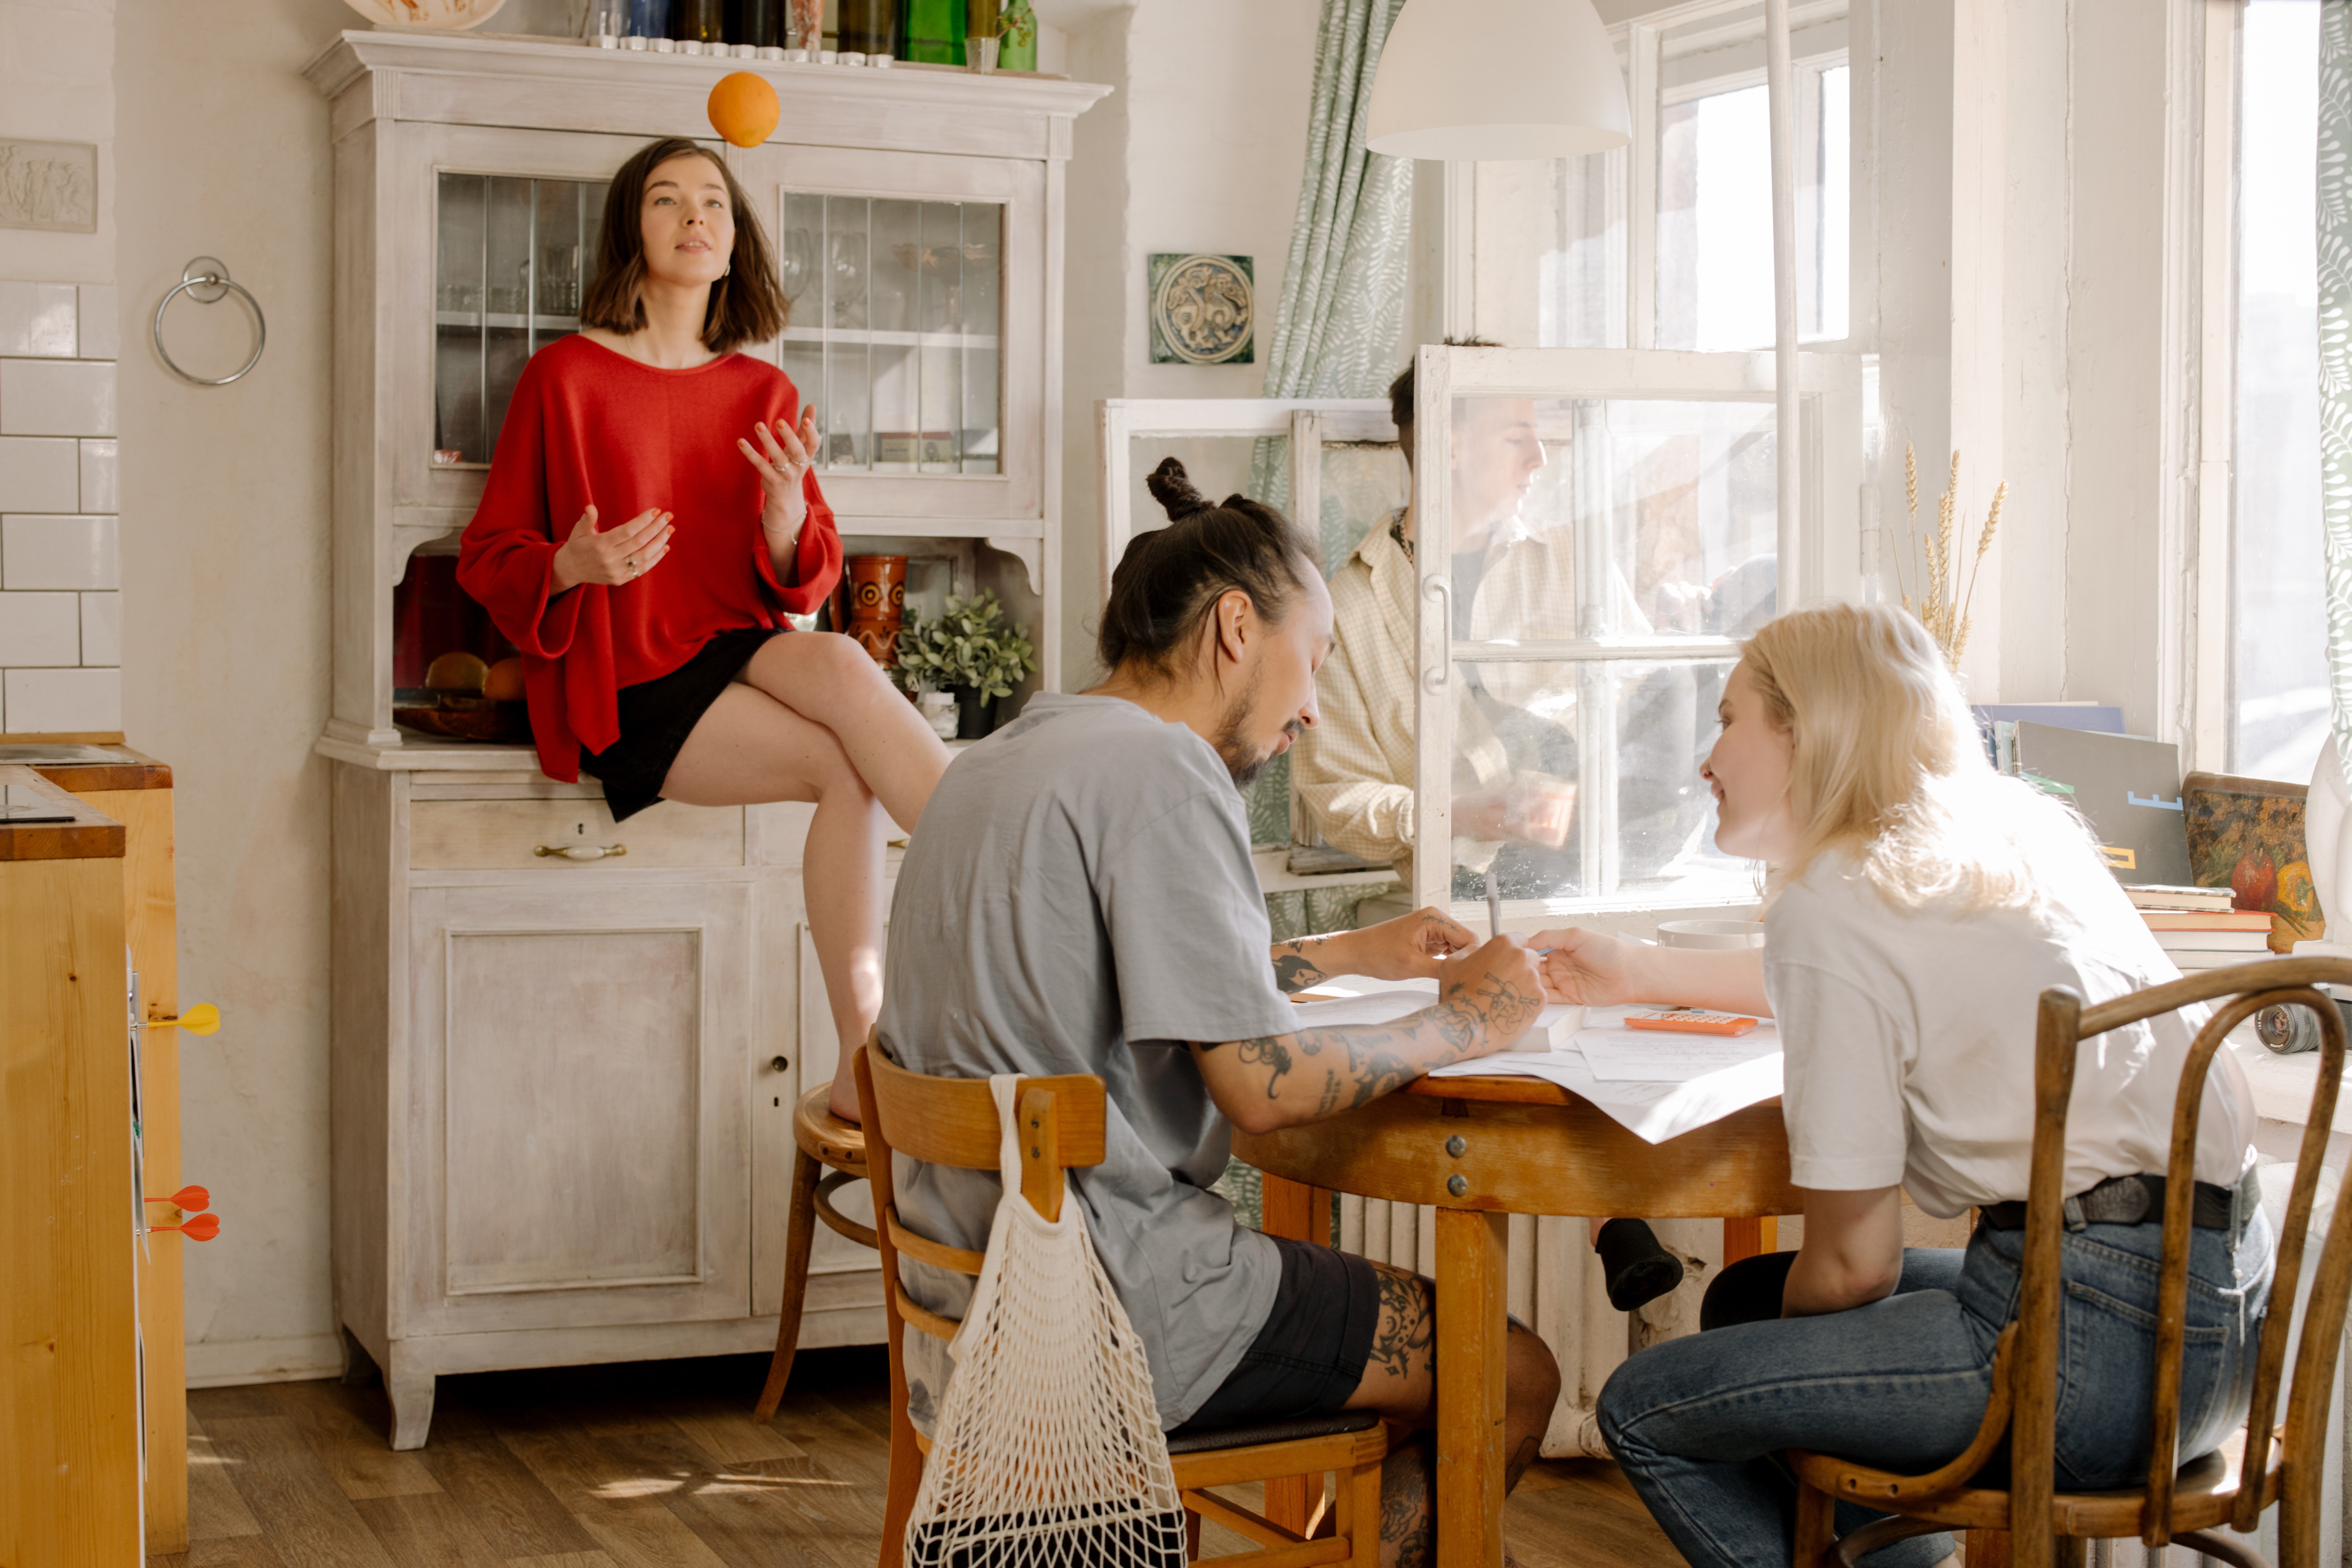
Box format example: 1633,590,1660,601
460,137,950,1117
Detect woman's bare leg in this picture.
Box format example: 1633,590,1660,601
736,632,953,832
661,682,885,1120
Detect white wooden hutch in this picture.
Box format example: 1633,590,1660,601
305,30,1104,1449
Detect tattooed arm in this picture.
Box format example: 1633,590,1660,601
1268,905,1478,994
1199,935,1546,1134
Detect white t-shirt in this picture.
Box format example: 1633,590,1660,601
1762,805,2257,1219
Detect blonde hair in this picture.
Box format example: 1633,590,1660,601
1741,602,2088,913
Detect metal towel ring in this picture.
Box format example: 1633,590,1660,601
153,257,266,386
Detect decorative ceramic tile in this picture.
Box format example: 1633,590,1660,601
1148,253,1254,365
0,142,99,234
0,591,81,666
0,437,78,512
79,591,119,665
78,439,116,513
0,282,78,358
3,667,120,732
1,514,118,590
0,358,116,437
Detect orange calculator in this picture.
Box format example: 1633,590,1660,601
1625,1011,1758,1036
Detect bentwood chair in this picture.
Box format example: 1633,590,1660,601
855,1044,1389,1568
1787,957,2352,1568
751,1086,877,1424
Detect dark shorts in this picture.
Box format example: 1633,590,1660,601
580,627,783,822
1179,1237,1383,1433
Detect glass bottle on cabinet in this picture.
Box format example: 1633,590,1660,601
433,172,609,466
774,191,1002,476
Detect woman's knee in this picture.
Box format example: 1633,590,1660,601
1506,1319,1562,1411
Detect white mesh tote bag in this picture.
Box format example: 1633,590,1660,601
902,1074,1187,1568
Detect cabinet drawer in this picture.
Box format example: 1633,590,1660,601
410,798,744,870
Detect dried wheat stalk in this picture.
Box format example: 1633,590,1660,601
1890,447,2007,668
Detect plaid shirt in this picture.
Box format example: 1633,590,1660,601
1296,511,1623,888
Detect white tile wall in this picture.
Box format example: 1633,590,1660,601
3,515,119,590
80,591,119,666
0,592,81,666
0,437,77,512
0,282,78,358
79,438,116,512
5,668,122,733
0,358,116,438
0,284,120,734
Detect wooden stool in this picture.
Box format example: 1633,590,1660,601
752,1086,878,1424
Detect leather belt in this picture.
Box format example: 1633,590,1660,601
1980,1168,2258,1236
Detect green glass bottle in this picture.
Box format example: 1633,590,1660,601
897,0,964,64
999,0,1035,70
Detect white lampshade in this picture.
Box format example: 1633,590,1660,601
1366,0,1631,162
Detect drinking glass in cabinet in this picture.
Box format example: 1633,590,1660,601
434,170,609,466
772,189,1004,476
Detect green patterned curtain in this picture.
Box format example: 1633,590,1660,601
1236,0,1415,945
2322,0,2352,780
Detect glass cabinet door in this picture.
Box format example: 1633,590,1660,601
1406,344,1863,915
434,172,609,466
773,192,1002,476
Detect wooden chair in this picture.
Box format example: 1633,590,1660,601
751,1086,878,1424
854,1044,1389,1568
1787,957,2352,1568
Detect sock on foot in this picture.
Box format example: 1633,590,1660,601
1595,1218,1684,1313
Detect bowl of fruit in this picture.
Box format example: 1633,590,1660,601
394,652,531,741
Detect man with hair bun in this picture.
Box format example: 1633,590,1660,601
877,457,1562,1566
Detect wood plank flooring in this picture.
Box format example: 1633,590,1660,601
153,1348,1681,1568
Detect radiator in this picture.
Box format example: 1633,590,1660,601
1336,1197,1726,1458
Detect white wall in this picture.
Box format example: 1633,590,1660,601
116,0,355,1384
1056,0,1320,683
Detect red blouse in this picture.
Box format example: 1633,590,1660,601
456,335,842,782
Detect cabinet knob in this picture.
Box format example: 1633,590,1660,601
769,1055,790,1073
534,842,628,861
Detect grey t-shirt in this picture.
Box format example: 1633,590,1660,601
875,692,1301,1430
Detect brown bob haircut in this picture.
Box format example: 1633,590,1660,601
579,137,787,354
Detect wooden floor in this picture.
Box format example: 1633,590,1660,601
155,1347,1682,1568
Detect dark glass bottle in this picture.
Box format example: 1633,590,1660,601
672,0,724,43
728,0,780,47
898,0,965,64
837,0,896,55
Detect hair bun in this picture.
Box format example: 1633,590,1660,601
1146,456,1212,522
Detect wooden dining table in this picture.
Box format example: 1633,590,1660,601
1236,1072,1803,1568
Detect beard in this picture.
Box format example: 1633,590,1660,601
1211,666,1302,789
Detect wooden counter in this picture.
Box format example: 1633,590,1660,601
0,765,139,1567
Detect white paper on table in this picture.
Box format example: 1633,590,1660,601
1427,1007,1784,1144
1577,1023,1779,1082
1287,989,1585,1048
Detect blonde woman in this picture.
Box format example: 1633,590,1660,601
1532,605,2268,1568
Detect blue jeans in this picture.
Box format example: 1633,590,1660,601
1596,1211,2275,1568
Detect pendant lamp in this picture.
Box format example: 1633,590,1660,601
1365,0,1631,161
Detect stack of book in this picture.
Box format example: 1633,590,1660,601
2128,885,2283,972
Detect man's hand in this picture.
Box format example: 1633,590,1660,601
1456,779,1576,848
1199,935,1547,1134
1269,907,1476,993
550,504,673,593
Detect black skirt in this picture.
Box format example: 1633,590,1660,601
580,627,783,822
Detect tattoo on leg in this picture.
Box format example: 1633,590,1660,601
1368,1269,1434,1382
1380,1435,1435,1568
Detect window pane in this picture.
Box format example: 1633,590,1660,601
1445,395,1779,642
1442,657,1743,904
2233,0,2329,783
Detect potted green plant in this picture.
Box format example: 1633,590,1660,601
895,590,1039,739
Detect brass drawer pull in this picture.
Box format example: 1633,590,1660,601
534,842,628,861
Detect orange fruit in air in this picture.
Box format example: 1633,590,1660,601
709,72,780,149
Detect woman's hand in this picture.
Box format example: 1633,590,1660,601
550,504,673,593
742,407,821,547
1527,926,1646,1006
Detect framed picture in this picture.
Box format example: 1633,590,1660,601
1148,253,1254,365
2183,770,2326,945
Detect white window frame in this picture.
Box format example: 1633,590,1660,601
1408,343,1865,919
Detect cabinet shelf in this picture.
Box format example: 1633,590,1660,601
778,325,1002,350
436,311,581,332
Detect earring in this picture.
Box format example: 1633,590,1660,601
723,262,732,276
